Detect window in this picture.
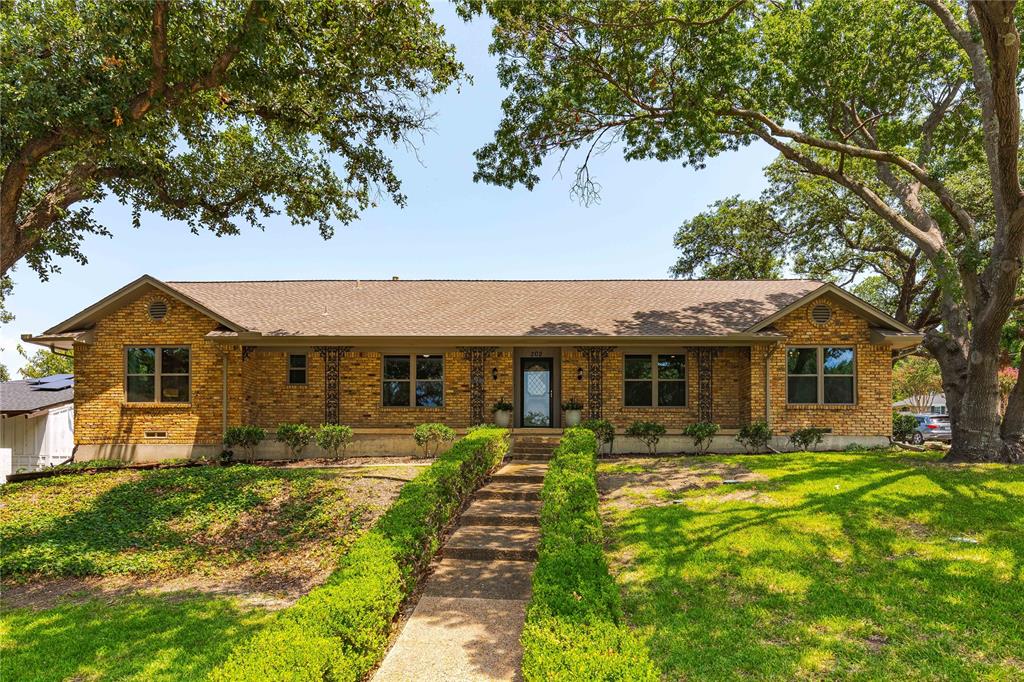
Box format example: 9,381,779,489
382,354,444,407
786,347,855,404
288,354,307,385
624,353,686,407
125,346,190,403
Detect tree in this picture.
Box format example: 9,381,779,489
1,0,463,290
16,344,74,378
0,362,9,382
670,197,785,279
892,356,944,412
463,0,1024,462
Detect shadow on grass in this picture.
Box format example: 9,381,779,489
603,452,1024,680
1,592,275,682
1,465,351,577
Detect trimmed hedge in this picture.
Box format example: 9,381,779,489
210,427,509,681
521,427,659,681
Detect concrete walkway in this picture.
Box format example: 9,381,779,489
373,439,556,682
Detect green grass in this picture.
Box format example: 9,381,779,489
599,451,1024,680
0,464,384,578
1,594,273,682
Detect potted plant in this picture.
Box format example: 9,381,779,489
491,398,513,427
561,397,584,427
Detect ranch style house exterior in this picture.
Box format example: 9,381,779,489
24,275,922,460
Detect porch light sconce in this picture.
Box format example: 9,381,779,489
577,366,584,381
491,367,498,381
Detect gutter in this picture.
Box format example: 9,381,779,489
764,343,781,426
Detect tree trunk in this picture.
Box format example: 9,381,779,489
946,352,1004,461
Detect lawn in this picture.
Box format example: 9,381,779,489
598,451,1024,680
0,462,420,682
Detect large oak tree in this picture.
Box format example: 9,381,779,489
1,0,462,282
463,0,1024,462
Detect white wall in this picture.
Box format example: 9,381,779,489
0,403,74,477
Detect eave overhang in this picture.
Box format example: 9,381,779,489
20,330,94,351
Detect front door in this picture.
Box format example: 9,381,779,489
520,357,553,427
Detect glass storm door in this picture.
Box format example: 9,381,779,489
521,358,553,427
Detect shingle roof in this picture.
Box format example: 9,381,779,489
0,375,74,414
164,279,823,337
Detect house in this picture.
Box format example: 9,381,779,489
894,394,947,415
23,275,921,459
0,374,74,480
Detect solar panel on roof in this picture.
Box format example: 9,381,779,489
35,378,73,391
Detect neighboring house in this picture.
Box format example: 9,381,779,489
0,374,74,480
894,394,947,415
24,275,922,459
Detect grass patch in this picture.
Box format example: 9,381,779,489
600,451,1024,680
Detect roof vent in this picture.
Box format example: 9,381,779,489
810,303,832,325
148,300,168,321
392,275,399,281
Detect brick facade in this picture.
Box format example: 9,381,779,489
71,290,894,449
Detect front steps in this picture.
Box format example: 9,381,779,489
507,434,560,462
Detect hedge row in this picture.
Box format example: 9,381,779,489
521,427,659,681
210,427,510,682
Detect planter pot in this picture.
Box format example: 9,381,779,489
564,409,582,427
494,410,511,427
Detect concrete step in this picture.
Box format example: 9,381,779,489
491,463,548,483
442,525,539,562
506,453,553,462
461,498,541,527
423,558,535,600
474,480,542,501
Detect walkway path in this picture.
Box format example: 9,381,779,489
373,437,556,682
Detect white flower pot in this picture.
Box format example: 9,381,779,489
564,409,582,427
494,410,511,427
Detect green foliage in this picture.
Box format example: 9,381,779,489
1,0,464,282
682,422,720,454
211,428,509,681
223,425,265,462
521,427,659,681
316,424,354,460
412,422,456,458
491,398,514,413
580,418,615,454
789,427,828,452
0,361,9,382
736,420,773,453
892,356,943,405
893,412,919,443
560,397,583,411
671,197,785,279
625,421,666,456
276,423,315,458
15,344,73,378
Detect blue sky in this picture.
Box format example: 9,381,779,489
1,3,778,375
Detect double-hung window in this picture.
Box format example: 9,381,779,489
624,353,686,407
288,354,307,385
125,346,190,403
786,347,855,404
382,354,444,407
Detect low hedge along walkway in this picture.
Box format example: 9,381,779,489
209,427,510,682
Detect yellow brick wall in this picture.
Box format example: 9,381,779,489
242,351,326,428
712,348,746,429
750,295,892,436
74,292,241,445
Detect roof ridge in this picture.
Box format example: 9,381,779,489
167,278,823,284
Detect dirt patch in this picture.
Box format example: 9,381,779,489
1,466,421,612
598,458,765,512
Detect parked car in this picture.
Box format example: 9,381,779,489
909,414,952,444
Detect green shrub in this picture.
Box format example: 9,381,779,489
736,420,773,453
682,421,720,453
223,425,265,462
211,427,509,681
625,420,666,455
789,427,828,451
580,418,615,455
491,398,513,413
560,397,583,411
412,423,456,458
276,423,315,458
892,412,918,443
521,426,659,681
316,424,354,460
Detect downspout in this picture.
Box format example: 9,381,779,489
221,350,229,440
764,343,780,427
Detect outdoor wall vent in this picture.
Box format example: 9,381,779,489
148,300,168,321
810,303,832,325
144,430,168,439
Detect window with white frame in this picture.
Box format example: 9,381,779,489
288,353,307,385
125,346,190,403
624,353,686,407
382,354,444,407
786,347,855,404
